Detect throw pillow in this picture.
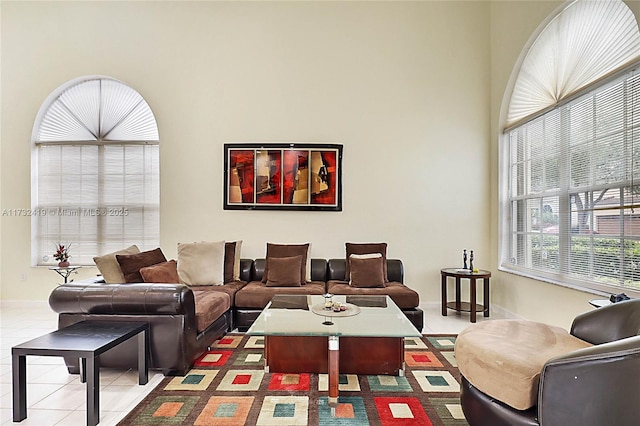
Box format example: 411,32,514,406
262,243,309,285
345,242,388,282
265,256,304,287
224,242,236,283
177,240,225,286
233,240,243,280
223,240,243,283
93,245,140,283
140,260,180,283
349,255,386,288
116,248,167,283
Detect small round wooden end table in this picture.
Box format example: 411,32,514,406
441,268,491,323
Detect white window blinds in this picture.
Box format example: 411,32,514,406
32,77,159,266
503,0,640,295
507,71,640,293
507,0,640,127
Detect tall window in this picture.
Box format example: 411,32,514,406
32,77,159,266
501,0,640,295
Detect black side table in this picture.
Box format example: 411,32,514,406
441,268,491,323
12,321,149,426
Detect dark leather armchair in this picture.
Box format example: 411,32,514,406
460,298,640,426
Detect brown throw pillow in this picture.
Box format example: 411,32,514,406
262,243,309,285
345,242,388,282
93,245,140,283
266,256,304,287
224,242,236,283
140,260,179,283
116,248,167,283
349,255,386,288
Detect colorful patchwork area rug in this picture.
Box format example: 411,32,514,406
118,333,469,425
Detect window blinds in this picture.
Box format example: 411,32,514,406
507,71,640,292
507,0,640,127
33,78,159,266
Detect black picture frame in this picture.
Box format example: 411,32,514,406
223,143,343,211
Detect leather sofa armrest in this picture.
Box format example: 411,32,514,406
538,335,640,425
49,282,194,316
570,298,640,343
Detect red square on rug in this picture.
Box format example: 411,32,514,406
194,350,232,367
232,374,252,385
268,373,310,391
405,351,443,368
374,397,433,425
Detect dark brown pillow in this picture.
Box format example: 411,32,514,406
116,248,167,283
262,243,309,285
266,256,303,287
140,260,179,283
345,242,388,282
224,242,236,283
349,256,386,288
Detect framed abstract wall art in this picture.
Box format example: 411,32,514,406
224,143,343,211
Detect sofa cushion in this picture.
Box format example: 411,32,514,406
345,242,388,282
224,242,236,283
266,256,304,287
262,243,310,285
116,248,167,283
455,319,593,411
93,245,140,283
204,281,247,305
327,281,419,309
235,281,325,309
349,255,385,288
140,260,180,283
224,240,243,283
191,290,231,333
177,240,225,286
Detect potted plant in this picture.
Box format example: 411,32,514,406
54,243,71,267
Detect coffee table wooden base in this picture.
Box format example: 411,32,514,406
264,335,404,414
264,335,404,374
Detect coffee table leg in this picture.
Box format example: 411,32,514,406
328,336,339,416
138,329,149,385
12,354,27,422
86,356,100,426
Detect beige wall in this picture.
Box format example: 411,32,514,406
1,1,491,301
2,1,632,330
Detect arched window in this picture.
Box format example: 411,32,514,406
501,0,640,295
32,76,159,266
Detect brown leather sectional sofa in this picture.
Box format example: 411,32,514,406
48,258,423,375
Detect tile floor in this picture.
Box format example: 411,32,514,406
0,300,507,425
